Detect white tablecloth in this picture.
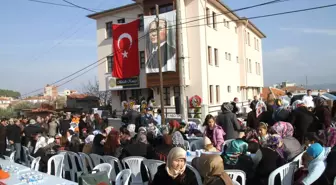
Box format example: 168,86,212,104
0,158,77,185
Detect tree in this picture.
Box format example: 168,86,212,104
0,108,15,118
81,77,111,106
0,89,21,98
11,101,36,110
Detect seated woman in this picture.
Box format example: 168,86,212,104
271,121,303,161
222,139,255,183
254,135,285,185
198,154,234,185
104,129,123,158
257,122,270,147
152,147,198,185
204,114,225,151
204,136,217,152
295,143,331,185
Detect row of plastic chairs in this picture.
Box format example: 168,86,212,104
8,150,41,171
185,138,234,152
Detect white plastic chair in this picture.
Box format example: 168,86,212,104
64,151,82,182
79,152,94,173
47,154,64,178
9,151,15,162
143,159,165,181
22,146,32,166
222,139,234,152
103,155,123,181
122,156,145,185
225,170,246,185
333,176,336,185
292,151,305,168
31,156,41,171
190,139,204,151
186,164,202,185
268,161,298,185
116,169,132,185
90,153,105,167
93,163,113,179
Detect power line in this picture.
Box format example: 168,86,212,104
62,0,96,13
26,0,76,8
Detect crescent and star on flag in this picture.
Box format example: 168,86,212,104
117,33,133,59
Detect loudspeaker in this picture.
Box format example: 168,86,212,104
175,96,181,114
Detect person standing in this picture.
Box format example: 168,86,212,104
0,119,8,159
302,89,314,108
231,97,240,116
48,117,58,137
216,103,241,140
60,114,71,135
7,119,22,162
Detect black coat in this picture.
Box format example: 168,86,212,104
7,124,21,143
0,124,7,156
59,119,71,135
290,107,316,143
224,154,255,184
119,142,155,160
152,164,198,185
216,111,241,140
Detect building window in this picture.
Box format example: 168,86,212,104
216,85,220,103
227,22,230,29
236,56,239,63
214,48,218,66
138,14,144,31
227,86,231,93
150,3,173,14
249,59,252,73
255,62,258,74
206,8,210,26
237,86,240,92
246,58,249,72
163,87,170,105
225,52,228,60
120,90,127,103
256,39,259,51
209,85,213,104
228,53,231,61
235,26,237,33
107,56,113,73
131,89,142,99
223,19,227,27
117,18,125,23
254,37,256,49
245,30,247,44
105,21,112,38
174,86,180,98
248,32,250,46
212,12,217,29
208,46,212,65
139,51,145,68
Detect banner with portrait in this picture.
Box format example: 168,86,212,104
144,10,176,74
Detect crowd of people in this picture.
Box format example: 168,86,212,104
0,90,336,185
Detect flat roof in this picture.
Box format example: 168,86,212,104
87,3,138,19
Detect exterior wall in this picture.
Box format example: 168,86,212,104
95,6,145,92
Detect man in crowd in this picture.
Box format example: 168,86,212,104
302,89,314,108
0,119,8,159
7,119,22,163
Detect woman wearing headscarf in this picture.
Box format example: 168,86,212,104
314,97,331,129
82,134,94,154
254,135,285,185
152,147,198,185
271,121,303,161
318,127,336,149
120,131,155,159
204,114,225,151
222,139,255,184
197,154,234,185
291,100,317,144
295,143,331,185
216,103,241,140
172,131,186,149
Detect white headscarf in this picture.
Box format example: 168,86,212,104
34,136,48,154
85,135,95,144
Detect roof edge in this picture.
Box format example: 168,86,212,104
87,3,138,19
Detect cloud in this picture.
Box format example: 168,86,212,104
280,28,336,36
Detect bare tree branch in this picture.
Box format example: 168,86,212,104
81,77,111,106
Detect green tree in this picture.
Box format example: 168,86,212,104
0,108,15,118
11,101,35,110
0,89,21,98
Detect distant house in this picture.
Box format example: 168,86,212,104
66,94,99,113
261,87,286,101
281,86,306,94
23,96,49,104
0,97,13,109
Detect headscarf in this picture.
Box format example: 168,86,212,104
85,135,95,144
198,154,234,185
34,136,48,154
223,140,248,165
221,102,233,112
273,107,290,122
271,121,294,138
169,120,180,133
306,143,323,159
256,101,267,118
245,129,259,143
266,134,284,159
136,132,148,144
166,147,187,179
172,131,185,148
127,124,136,138
105,126,113,135
93,130,102,136
318,127,336,148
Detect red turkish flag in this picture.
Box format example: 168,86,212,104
112,19,140,78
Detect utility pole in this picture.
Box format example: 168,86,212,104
176,0,188,122
156,5,166,125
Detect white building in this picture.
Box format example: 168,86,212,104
88,0,265,118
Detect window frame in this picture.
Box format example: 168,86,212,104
216,85,220,103
208,46,212,65
214,48,218,66
209,85,213,104
206,8,210,26
212,12,216,29
107,56,113,73
139,51,145,69
105,21,112,38
117,18,125,23
138,14,144,31
227,86,231,93
163,87,171,106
